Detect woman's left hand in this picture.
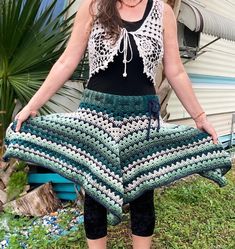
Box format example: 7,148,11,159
194,115,219,144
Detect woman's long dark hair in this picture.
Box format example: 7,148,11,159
90,0,123,42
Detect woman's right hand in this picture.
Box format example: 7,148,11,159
14,105,38,132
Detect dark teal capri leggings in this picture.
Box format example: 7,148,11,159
84,189,155,239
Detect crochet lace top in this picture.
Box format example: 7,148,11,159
87,0,164,85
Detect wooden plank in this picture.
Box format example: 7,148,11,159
0,189,7,203
3,182,62,216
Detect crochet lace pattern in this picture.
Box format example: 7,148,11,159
88,0,164,84
3,89,232,226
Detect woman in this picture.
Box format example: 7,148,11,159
3,0,232,248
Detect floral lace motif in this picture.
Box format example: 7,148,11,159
88,0,164,85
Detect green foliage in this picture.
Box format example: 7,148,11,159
6,170,28,201
0,0,88,144
14,160,27,171
5,160,28,201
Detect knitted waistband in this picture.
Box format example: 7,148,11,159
80,88,160,114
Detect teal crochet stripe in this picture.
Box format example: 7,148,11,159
2,88,232,226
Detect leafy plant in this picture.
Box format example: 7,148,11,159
6,164,28,201
0,0,89,146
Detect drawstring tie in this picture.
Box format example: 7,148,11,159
119,28,133,77
147,99,161,140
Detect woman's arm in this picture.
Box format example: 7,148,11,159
162,3,204,120
14,0,93,132
162,3,218,144
26,0,93,111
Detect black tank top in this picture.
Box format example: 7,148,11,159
86,0,156,96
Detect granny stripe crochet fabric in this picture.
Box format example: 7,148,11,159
3,88,232,226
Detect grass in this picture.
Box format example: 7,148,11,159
0,162,235,248
153,175,235,249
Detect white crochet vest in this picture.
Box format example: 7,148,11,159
88,0,164,85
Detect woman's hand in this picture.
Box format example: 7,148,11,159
194,114,219,144
14,105,38,132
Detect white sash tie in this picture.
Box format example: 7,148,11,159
119,28,133,77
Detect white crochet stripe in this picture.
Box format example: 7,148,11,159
6,130,123,192
125,150,226,192
7,143,123,207
29,114,118,153
40,108,121,142
124,145,223,181
123,136,213,173
63,107,166,141
120,115,165,137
